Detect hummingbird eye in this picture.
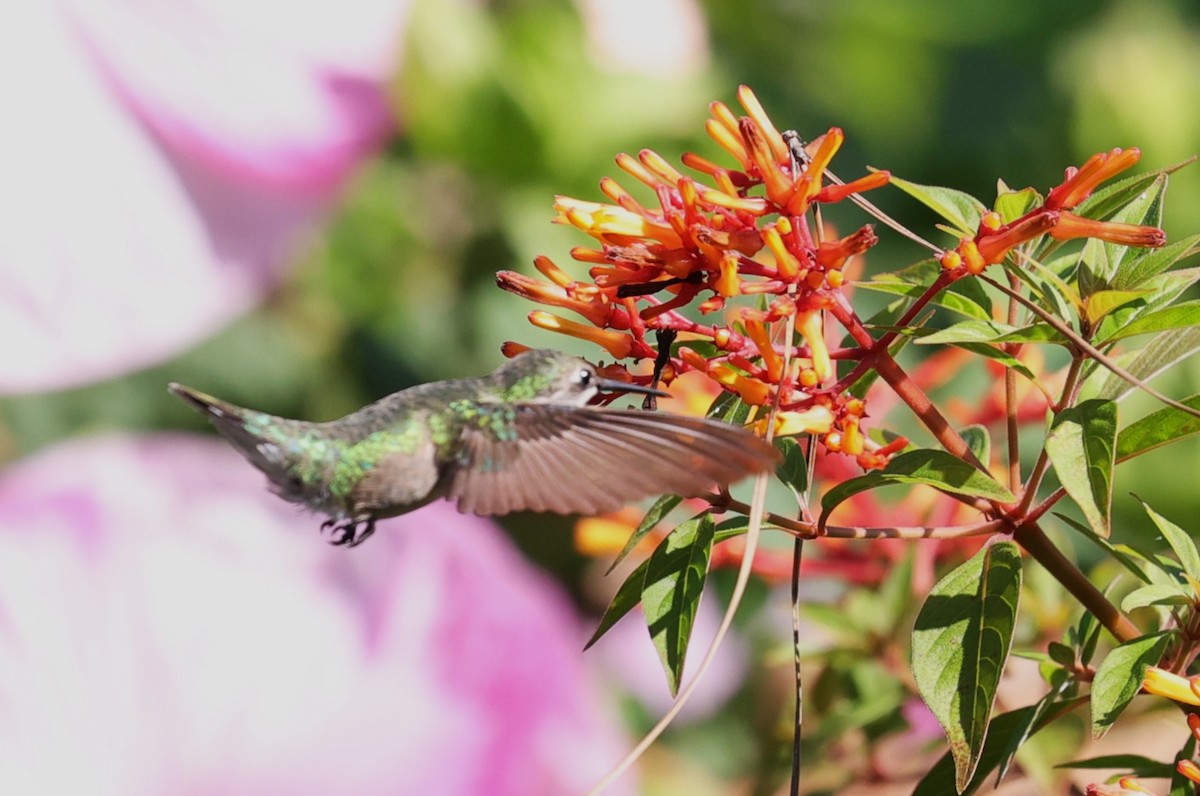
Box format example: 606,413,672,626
575,368,593,388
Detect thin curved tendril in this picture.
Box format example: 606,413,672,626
586,282,798,796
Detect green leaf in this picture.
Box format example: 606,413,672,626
914,319,1065,346
1095,327,1200,401
912,541,1022,792
993,185,1040,224
1083,288,1153,326
913,705,1039,795
1046,399,1117,537
993,679,1071,785
1136,497,1200,582
642,514,716,695
1112,233,1200,290
606,493,682,574
1120,584,1192,612
960,425,991,470
1091,631,1172,738
820,449,1015,528
1116,394,1200,461
1057,754,1175,777
774,436,810,506
585,557,649,650
1097,299,1200,344
889,176,985,236
1170,735,1199,796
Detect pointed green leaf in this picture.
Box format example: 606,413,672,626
1083,288,1153,325
1046,399,1117,537
1092,631,1172,738
1057,754,1175,777
1120,584,1192,612
1096,327,1200,401
1136,497,1200,581
774,437,810,506
642,514,715,695
915,320,1065,346
585,557,649,650
994,679,1071,785
820,449,1015,527
1116,394,1200,461
889,176,985,236
1112,233,1200,290
913,705,1040,795
1098,299,1200,344
960,425,991,469
993,186,1040,224
912,541,1022,792
606,493,682,574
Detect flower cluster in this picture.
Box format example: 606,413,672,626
940,147,1166,276
497,86,897,468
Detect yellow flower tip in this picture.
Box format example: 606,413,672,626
981,212,1002,232
959,239,986,275
500,341,531,359
714,252,742,297
752,406,836,437
743,317,783,381
825,270,844,289
842,419,864,456
805,127,845,184
1142,666,1200,706
846,398,866,417
763,224,800,280
575,509,652,557
681,151,724,177
533,254,576,286
1179,759,1200,784
615,151,663,189
705,118,750,168
940,249,963,272
1049,213,1166,248
698,295,725,314
639,148,684,185
824,431,843,453
798,367,819,388
797,310,832,382
736,85,789,164
528,311,634,359
1114,776,1157,795
699,188,769,214
568,247,607,266
711,365,771,404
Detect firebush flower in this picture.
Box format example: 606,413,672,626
940,147,1165,275
497,85,896,470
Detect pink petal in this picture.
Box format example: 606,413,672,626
0,434,632,795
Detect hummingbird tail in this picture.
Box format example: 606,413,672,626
168,383,312,505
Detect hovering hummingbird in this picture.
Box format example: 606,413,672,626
169,349,780,548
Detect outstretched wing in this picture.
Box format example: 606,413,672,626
448,406,780,516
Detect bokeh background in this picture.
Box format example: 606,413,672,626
2,0,1199,793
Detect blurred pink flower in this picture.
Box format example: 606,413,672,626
0,434,631,795
0,1,409,393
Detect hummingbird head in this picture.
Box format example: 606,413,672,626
495,349,669,406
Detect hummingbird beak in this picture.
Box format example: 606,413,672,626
594,378,670,398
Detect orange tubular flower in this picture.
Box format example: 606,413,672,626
752,406,835,438
528,311,635,359
1142,666,1200,706
796,310,832,383
1049,212,1167,247
1045,147,1141,211
496,271,612,326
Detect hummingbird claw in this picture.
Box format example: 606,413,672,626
322,517,376,548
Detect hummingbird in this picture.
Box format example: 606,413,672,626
168,349,780,548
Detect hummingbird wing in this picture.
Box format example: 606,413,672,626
448,406,781,516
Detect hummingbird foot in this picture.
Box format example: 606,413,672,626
322,517,376,548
